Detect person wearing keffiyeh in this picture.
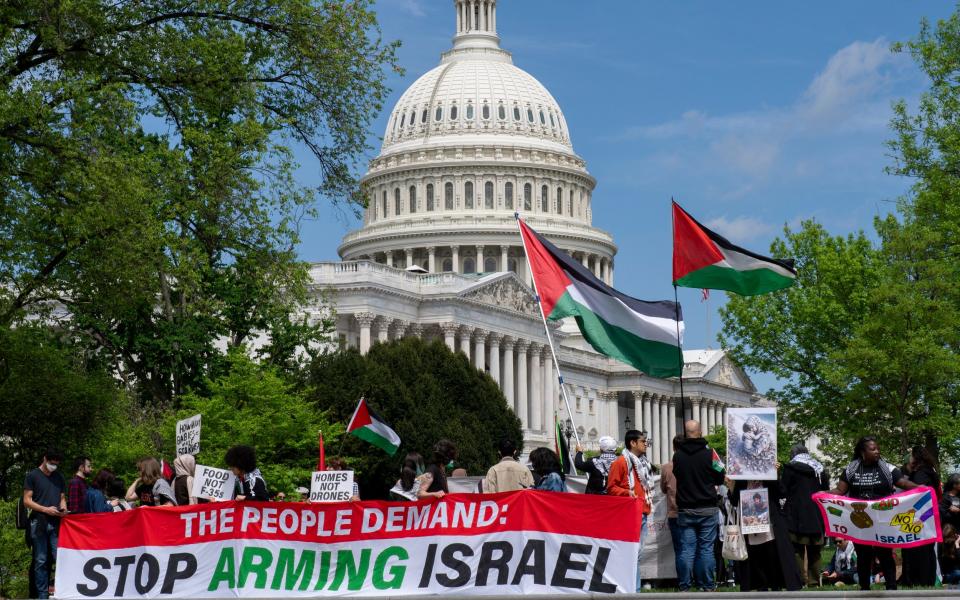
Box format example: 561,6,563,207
606,429,653,592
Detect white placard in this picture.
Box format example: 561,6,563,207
191,465,236,501
725,407,778,480
739,487,772,534
175,414,202,456
309,470,354,503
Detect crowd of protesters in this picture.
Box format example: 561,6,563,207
20,426,960,596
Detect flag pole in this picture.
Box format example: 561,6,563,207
673,284,686,438
514,213,582,449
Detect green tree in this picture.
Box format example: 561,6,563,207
0,1,398,403
306,338,524,499
170,349,337,494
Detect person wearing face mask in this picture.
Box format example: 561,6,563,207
485,438,533,493
425,439,458,497
390,452,436,500
23,447,67,600
66,455,92,514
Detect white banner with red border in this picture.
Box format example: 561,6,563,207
55,491,640,598
812,486,942,548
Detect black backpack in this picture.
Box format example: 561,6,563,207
15,496,29,530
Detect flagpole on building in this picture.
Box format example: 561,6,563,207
514,213,582,449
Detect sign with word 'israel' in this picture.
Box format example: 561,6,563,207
176,414,202,456
310,470,354,503
812,486,942,548
191,465,236,502
55,492,640,598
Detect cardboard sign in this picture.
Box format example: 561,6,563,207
739,488,771,534
725,407,777,480
191,465,236,501
176,414,202,456
309,470,354,503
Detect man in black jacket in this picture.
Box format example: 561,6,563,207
673,420,725,592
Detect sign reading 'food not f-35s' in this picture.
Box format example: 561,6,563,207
55,491,641,598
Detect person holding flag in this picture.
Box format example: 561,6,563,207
346,397,401,456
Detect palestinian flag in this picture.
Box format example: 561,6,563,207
347,398,401,456
710,448,725,473
672,201,796,296
518,218,683,378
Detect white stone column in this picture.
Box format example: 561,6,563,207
428,247,436,273
451,245,459,273
658,395,669,465
632,391,643,438
715,403,724,431
476,245,484,271
703,400,712,434
459,326,472,357
608,392,619,438
500,245,509,272
377,317,389,344
474,329,486,372
593,255,602,279
529,343,543,431
515,340,529,428
542,347,554,430
441,322,458,352
642,392,653,439
405,248,413,269
502,338,515,412
386,251,394,268
580,253,589,269
489,333,502,385
692,398,702,428
668,397,678,455
356,312,374,355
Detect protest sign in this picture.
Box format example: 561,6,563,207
738,488,771,535
192,465,237,502
56,491,640,598
725,407,777,480
812,486,942,548
310,471,354,503
176,414,202,456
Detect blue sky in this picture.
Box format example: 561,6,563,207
295,0,955,391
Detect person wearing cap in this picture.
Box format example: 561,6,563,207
575,435,619,494
296,486,309,502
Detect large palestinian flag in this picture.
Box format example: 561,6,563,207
518,218,683,378
347,398,401,455
672,201,796,296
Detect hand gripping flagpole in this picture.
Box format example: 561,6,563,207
514,213,582,449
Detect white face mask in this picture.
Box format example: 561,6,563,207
46,463,58,472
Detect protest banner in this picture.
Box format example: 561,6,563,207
738,488,771,535
310,471,354,503
812,486,942,548
192,465,237,502
55,491,640,598
176,414,202,456
725,407,777,480
639,479,676,581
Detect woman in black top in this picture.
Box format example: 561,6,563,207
225,445,269,501
780,444,829,586
425,439,457,496
901,447,941,587
832,436,917,590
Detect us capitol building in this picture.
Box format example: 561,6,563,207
307,0,766,460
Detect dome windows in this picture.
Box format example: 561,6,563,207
409,186,417,213
539,110,546,125
444,182,454,209
523,183,532,211
409,109,416,127
381,191,387,219
426,183,435,211
526,107,534,123
466,103,474,120
482,103,490,120
450,104,459,120
557,186,563,214
394,188,401,215
435,106,443,122
568,189,574,216
540,185,549,212
504,182,514,210
498,103,506,120
484,181,494,209
400,113,406,128
464,181,474,209
513,105,521,121
549,112,555,127
421,109,428,124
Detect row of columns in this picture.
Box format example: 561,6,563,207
457,0,496,35
357,245,614,285
630,391,729,465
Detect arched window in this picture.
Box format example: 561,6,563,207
426,184,434,211
513,105,521,121
394,188,401,215
482,103,490,120
568,189,574,216
409,110,416,127
421,109,428,124
450,104,458,120
435,106,443,122
381,191,387,218
498,104,506,120
539,110,546,125
442,258,453,272
484,257,497,272
484,181,494,209
409,186,417,213
523,183,532,211
541,185,549,212
464,181,474,209
444,182,454,210
504,182,514,210
400,113,405,128
463,258,476,274
549,112,556,127
556,187,563,214
466,104,474,120
527,107,534,123
508,258,518,273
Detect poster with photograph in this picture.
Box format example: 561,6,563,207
726,407,777,480
739,488,771,534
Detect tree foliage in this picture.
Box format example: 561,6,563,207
170,349,337,494
0,0,397,403
306,338,524,499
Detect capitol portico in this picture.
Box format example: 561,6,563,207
308,0,767,458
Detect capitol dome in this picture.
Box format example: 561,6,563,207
339,0,617,287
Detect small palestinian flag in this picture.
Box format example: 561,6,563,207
710,448,725,473
518,217,684,378
672,201,796,296
347,398,401,456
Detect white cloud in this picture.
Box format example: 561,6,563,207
704,216,775,244
383,0,427,17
